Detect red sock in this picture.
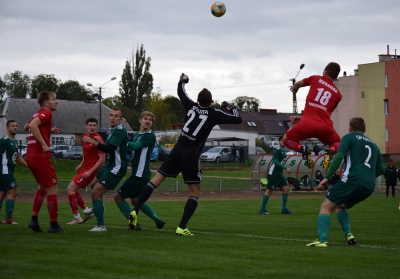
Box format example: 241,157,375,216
47,194,58,222
330,142,340,154
68,193,79,214
76,192,87,209
32,188,47,216
284,139,302,152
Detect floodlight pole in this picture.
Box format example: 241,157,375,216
290,64,305,115
87,77,116,128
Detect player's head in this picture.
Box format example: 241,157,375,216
278,135,285,148
349,117,366,133
85,118,98,135
139,111,154,132
38,91,58,111
109,107,123,128
323,62,341,80
6,120,18,136
197,89,213,107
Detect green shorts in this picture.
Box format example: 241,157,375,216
266,174,288,190
327,180,372,209
96,166,124,191
0,174,17,191
117,175,149,199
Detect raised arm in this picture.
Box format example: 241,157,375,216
177,73,194,111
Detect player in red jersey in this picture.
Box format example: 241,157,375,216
283,62,342,171
66,118,105,225
24,91,63,233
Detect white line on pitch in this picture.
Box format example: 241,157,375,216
80,224,400,251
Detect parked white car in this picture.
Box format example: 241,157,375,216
51,145,71,158
200,146,239,163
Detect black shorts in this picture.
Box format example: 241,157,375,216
158,144,201,184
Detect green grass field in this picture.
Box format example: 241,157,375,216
1,192,399,279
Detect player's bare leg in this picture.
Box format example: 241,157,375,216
283,133,314,169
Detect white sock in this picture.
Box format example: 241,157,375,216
74,213,81,219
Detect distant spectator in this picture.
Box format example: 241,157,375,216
231,144,237,163
314,170,325,190
329,170,341,186
384,160,397,198
239,144,245,163
313,143,320,155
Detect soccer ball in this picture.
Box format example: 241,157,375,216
211,2,226,17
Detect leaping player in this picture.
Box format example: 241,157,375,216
283,62,342,171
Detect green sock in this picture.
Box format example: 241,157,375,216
260,194,269,210
5,199,15,219
0,199,3,212
281,194,288,210
336,209,352,237
93,199,105,226
140,202,159,223
117,200,132,219
317,214,331,243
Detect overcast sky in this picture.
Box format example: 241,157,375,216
1,0,399,112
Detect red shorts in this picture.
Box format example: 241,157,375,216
72,168,98,189
285,118,340,146
27,158,58,187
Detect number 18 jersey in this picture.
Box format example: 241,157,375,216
302,75,342,126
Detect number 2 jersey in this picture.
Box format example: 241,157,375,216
302,75,342,126
177,81,242,154
339,132,383,191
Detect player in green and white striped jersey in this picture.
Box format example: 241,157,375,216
0,120,28,224
307,117,385,247
115,111,165,230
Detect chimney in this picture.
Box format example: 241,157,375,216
387,44,389,55
343,71,347,76
354,69,358,76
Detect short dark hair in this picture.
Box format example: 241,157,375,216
324,62,341,80
85,118,98,125
197,89,213,107
37,91,55,106
349,117,366,133
111,107,123,117
6,120,17,127
278,135,283,141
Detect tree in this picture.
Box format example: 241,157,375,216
158,132,180,145
210,100,221,110
144,92,170,130
56,80,93,101
121,106,140,131
31,74,60,99
164,95,185,124
3,71,31,98
102,95,123,108
231,96,260,112
0,76,6,102
119,44,153,110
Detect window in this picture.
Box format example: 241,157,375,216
385,73,388,88
385,128,388,142
251,122,257,127
278,122,283,127
247,122,257,127
384,99,388,115
52,137,65,145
